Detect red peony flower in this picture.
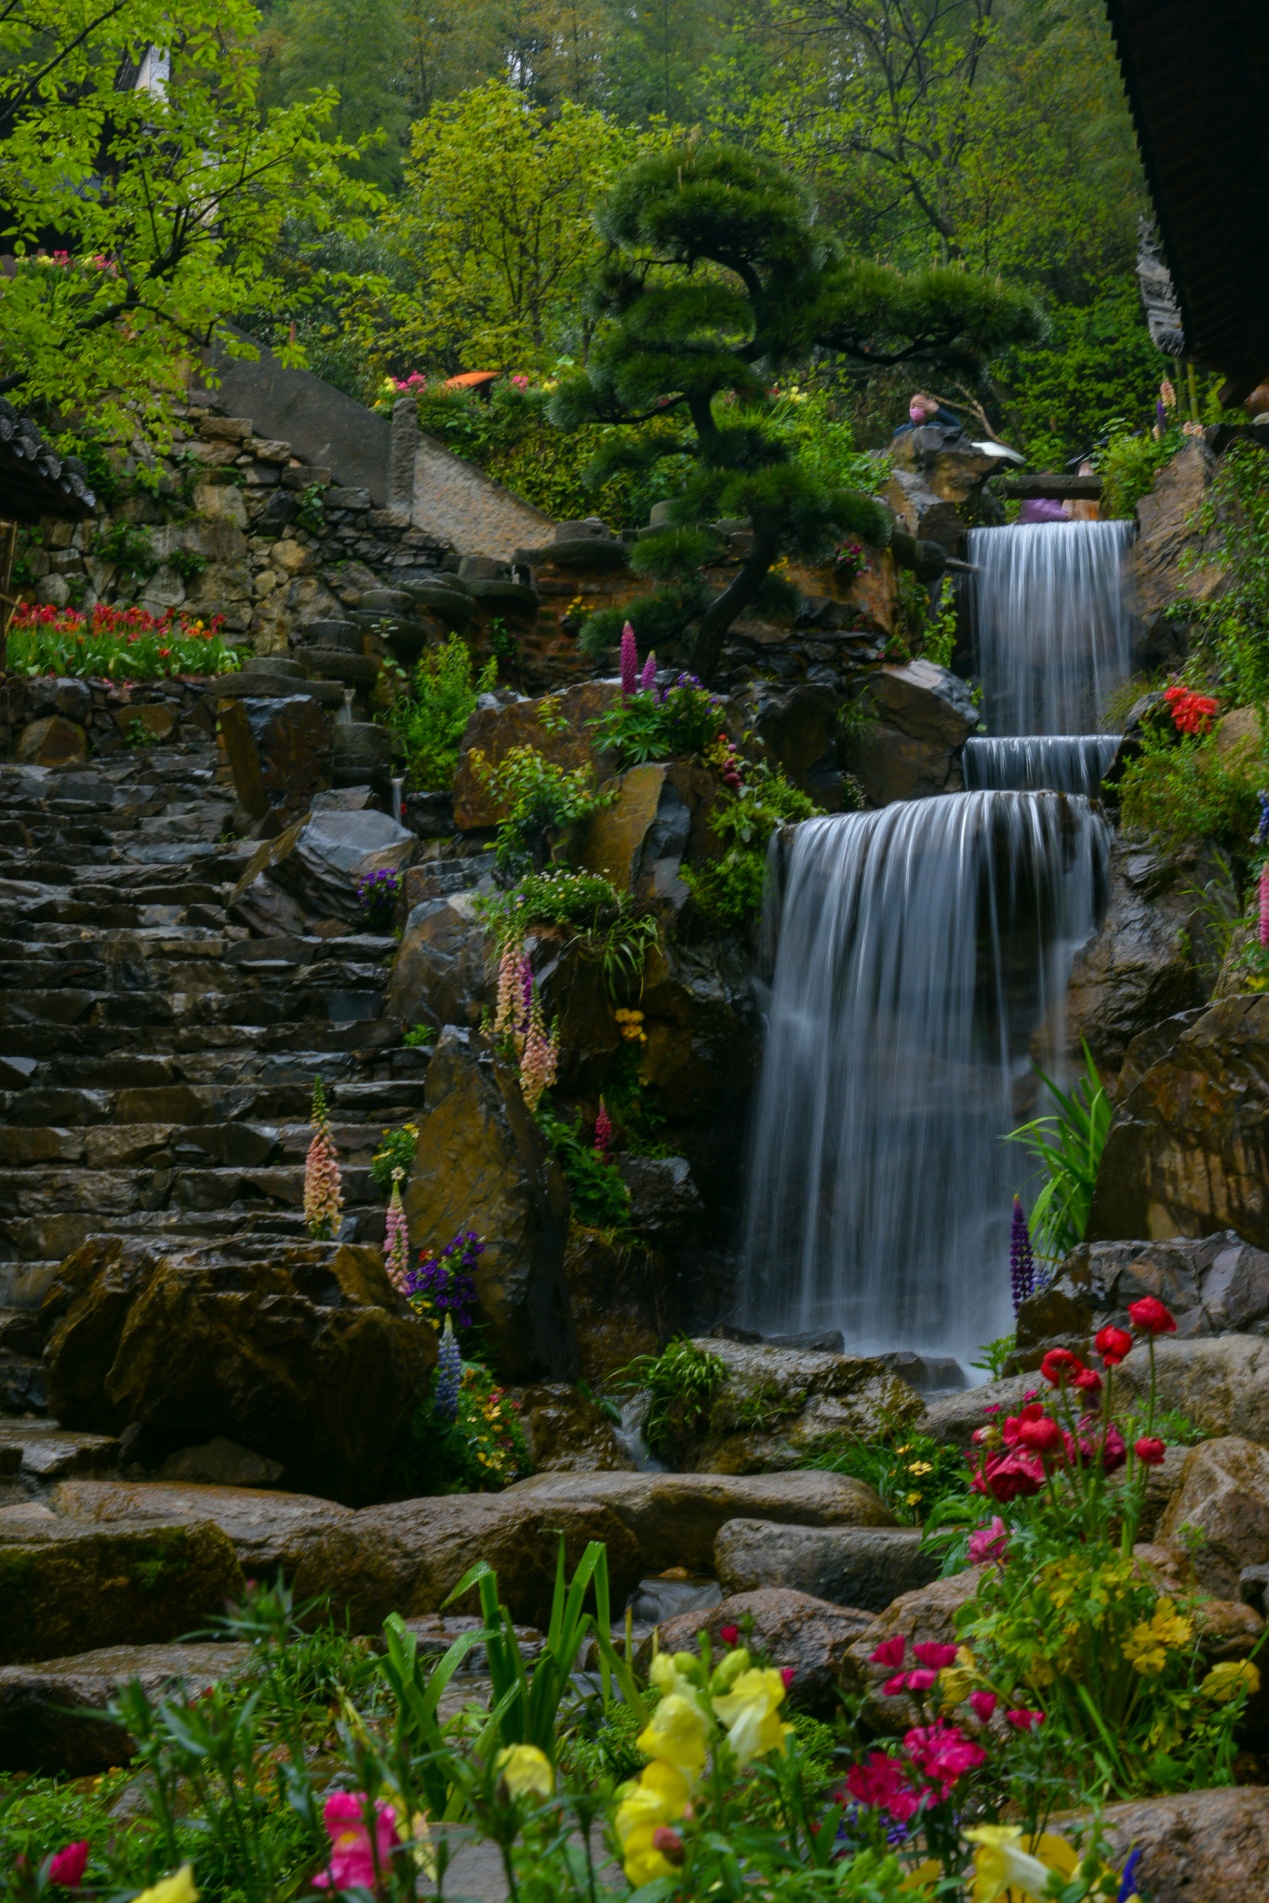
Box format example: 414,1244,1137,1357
975,1451,1045,1502
1128,1296,1176,1335
1015,1411,1062,1456
902,1720,986,1794
1073,1365,1103,1396
1135,1436,1166,1466
870,1634,907,1669
1040,1347,1084,1386
1095,1325,1134,1366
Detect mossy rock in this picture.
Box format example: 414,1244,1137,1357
679,1339,923,1475
0,1521,245,1664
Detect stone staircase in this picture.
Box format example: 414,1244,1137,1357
0,739,426,1413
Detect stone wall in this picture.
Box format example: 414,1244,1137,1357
413,430,554,562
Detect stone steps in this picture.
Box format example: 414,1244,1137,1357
0,739,422,1388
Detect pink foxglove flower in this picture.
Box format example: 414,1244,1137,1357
620,620,638,698
304,1076,343,1240
385,1167,410,1290
519,994,558,1112
594,1099,613,1154
1260,864,1269,948
494,941,521,1036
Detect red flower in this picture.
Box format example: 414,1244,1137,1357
1040,1347,1084,1386
1014,1409,1062,1456
911,1642,958,1670
974,1451,1045,1502
1135,1436,1166,1466
718,1624,740,1646
870,1634,907,1669
1005,1708,1044,1731
49,1844,89,1888
1128,1296,1176,1335
1072,1365,1103,1396
780,1666,796,1689
968,1690,998,1723
844,1753,921,1821
651,1827,685,1864
1095,1325,1134,1366
884,1667,937,1694
902,1720,986,1794
1099,1420,1127,1474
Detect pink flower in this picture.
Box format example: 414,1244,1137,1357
911,1643,957,1670
1005,1708,1044,1731
49,1844,89,1888
967,1517,1008,1566
620,621,638,698
902,1721,986,1794
974,1451,1045,1502
968,1691,998,1723
1260,865,1269,950
884,1668,937,1694
870,1634,907,1669
718,1624,740,1645
844,1753,922,1821
780,1667,796,1689
314,1791,399,1890
640,652,657,691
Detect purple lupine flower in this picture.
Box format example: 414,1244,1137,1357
1257,790,1269,845
1010,1196,1035,1313
404,1228,484,1329
639,652,657,692
357,867,400,930
620,620,638,698
434,1315,461,1422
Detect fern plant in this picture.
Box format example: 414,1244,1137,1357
1005,1042,1112,1262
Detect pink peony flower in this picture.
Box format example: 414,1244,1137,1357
1005,1708,1044,1731
967,1516,1009,1566
49,1844,89,1889
314,1791,399,1890
902,1720,986,1794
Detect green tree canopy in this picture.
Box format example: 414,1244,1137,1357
552,141,1040,680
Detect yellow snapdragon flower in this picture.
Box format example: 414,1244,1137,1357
965,1826,1077,1903
614,1760,691,1885
1200,1658,1261,1702
133,1869,198,1903
710,1666,790,1767
495,1743,554,1800
636,1690,712,1782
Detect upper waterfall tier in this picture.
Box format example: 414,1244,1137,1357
738,794,1110,1362
964,735,1121,796
967,520,1136,737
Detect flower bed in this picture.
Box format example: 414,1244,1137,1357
7,603,241,679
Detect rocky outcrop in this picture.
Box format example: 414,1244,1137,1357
1015,1232,1269,1363
1088,995,1269,1247
842,660,976,805
451,681,620,830
561,1226,686,1386
713,1521,939,1611
1094,1788,1269,1903
0,1512,245,1663
384,895,491,1033
1157,1437,1269,1597
1128,441,1225,643
505,1469,896,1575
0,1640,252,1773
1061,839,1231,1084
217,694,334,821
1113,1336,1269,1446
643,1588,874,1717
576,761,723,911
511,1383,634,1472
402,1028,573,1382
674,1338,921,1474
730,683,845,807
41,1235,431,1505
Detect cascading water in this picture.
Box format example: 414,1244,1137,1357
963,735,1121,797
967,519,1136,738
739,794,1110,1361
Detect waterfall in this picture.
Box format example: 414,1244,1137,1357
964,735,1121,797
967,520,1136,737
739,795,1110,1361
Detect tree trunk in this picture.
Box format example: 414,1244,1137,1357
690,530,778,684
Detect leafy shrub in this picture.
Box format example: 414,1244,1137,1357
683,766,823,928
387,634,495,791
8,602,239,678
810,1428,971,1527
473,744,611,875
97,520,158,581
590,675,729,767
536,1103,632,1229
370,1122,418,1196
168,546,208,582
1005,1044,1111,1263
478,869,660,1002
1095,425,1184,520
1182,443,1269,706
1118,725,1266,856
402,1022,435,1048
396,1356,531,1494
616,1335,728,1464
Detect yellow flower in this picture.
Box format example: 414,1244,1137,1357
495,1743,554,1800
615,1760,690,1884
907,1460,933,1476
937,1665,975,1710
906,1491,923,1507
1200,1658,1261,1703
636,1690,712,1782
710,1666,790,1767
901,1860,943,1893
1123,1598,1193,1677
965,1826,1077,1903
133,1869,198,1903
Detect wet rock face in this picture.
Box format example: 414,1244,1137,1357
1128,440,1225,637
1015,1232,1269,1363
511,1382,634,1472
1088,994,1269,1247
385,894,491,1032
1157,1436,1269,1598
729,683,844,806
1094,1787,1269,1903
561,1226,686,1386
673,1338,922,1474
842,660,976,805
714,1521,938,1611
643,1588,875,1717
402,1029,573,1382
1061,839,1231,1084
217,694,334,820
576,760,723,911
41,1235,431,1505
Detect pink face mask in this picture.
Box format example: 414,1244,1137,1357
909,403,927,423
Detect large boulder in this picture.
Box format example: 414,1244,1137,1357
0,1515,245,1664
1015,1232,1269,1363
842,660,976,805
504,1469,895,1574
402,1028,573,1381
641,1588,874,1717
730,684,845,806
714,1521,939,1611
41,1236,431,1505
1157,1437,1269,1597
0,1641,252,1774
512,1383,634,1472
1062,839,1231,1084
1128,440,1225,639
384,894,491,1033
561,1225,686,1386
1088,995,1269,1246
452,681,620,830
268,806,417,923
217,693,333,820
1093,1788,1269,1903
1112,1336,1269,1446
576,761,722,909
674,1338,922,1473
52,1479,404,1633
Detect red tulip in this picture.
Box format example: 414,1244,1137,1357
1135,1436,1166,1466
1127,1296,1176,1335
1095,1325,1133,1366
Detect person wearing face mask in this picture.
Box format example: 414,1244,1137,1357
895,390,965,435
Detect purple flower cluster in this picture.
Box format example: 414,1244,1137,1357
1009,1196,1036,1313
433,1318,462,1422
356,866,401,930
404,1228,484,1329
